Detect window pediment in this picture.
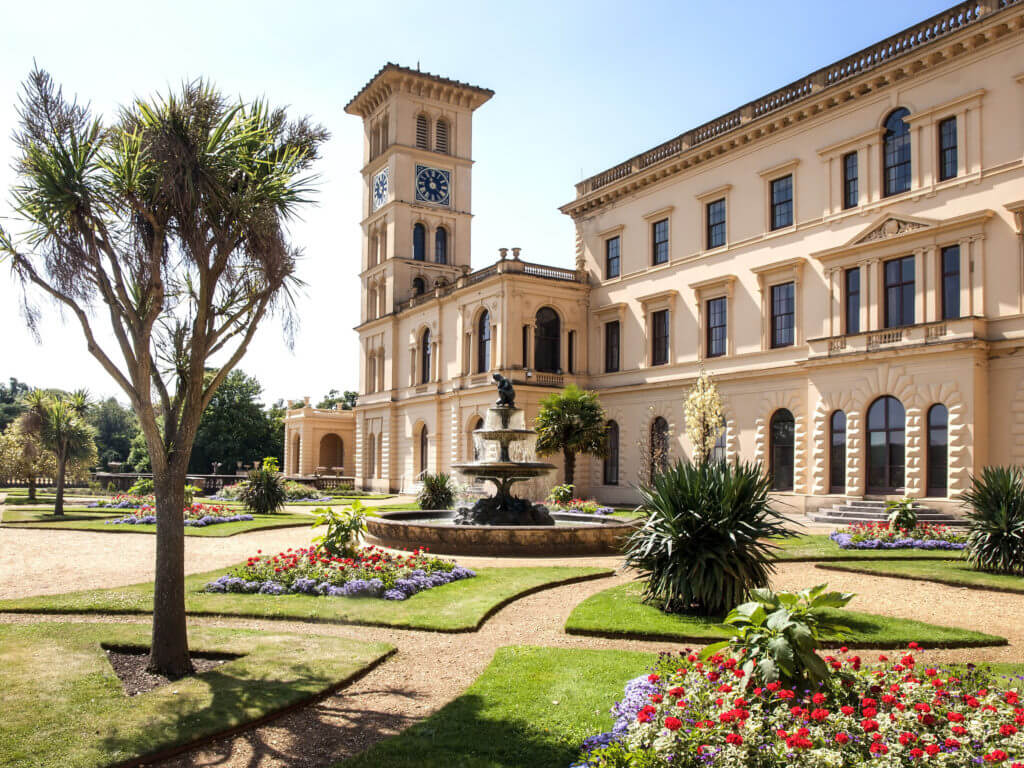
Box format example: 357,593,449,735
851,215,937,246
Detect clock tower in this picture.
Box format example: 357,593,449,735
345,64,494,326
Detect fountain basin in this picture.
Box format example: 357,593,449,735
365,509,638,556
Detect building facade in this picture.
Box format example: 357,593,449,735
286,1,1024,511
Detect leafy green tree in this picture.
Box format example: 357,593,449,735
0,377,30,433
316,389,357,410
534,385,608,486
2,69,326,675
189,369,279,473
0,421,95,499
265,398,287,463
127,428,152,472
22,389,97,515
89,397,139,469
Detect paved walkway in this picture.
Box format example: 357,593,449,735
1,501,1022,768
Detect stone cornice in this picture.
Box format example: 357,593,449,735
560,1,1024,219
345,63,494,117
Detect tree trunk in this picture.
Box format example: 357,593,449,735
53,452,66,517
28,475,36,501
563,449,576,488
148,458,193,678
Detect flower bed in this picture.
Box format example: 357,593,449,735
204,545,475,600
831,522,967,551
88,493,155,510
548,498,614,516
211,480,330,503
105,502,253,527
573,646,1024,767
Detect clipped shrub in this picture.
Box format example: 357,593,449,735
885,496,917,531
128,477,154,495
961,465,1024,575
701,583,854,687
417,472,455,510
238,457,286,515
624,458,791,616
546,482,575,506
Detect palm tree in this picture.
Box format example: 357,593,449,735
22,390,96,516
534,385,608,487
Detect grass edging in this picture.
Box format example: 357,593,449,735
0,567,615,633
108,647,396,768
564,582,1007,650
815,562,1024,595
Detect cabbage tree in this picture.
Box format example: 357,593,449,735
1,69,327,676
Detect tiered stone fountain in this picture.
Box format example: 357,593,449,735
363,375,635,556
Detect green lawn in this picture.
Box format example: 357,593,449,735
1,507,315,537
772,534,964,562
0,621,392,768
564,582,1006,649
0,566,613,631
817,560,1024,594
341,645,651,768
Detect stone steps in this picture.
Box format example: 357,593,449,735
807,500,966,527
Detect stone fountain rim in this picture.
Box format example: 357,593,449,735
370,508,636,530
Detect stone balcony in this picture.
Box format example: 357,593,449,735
808,316,986,359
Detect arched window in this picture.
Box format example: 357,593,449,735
711,416,727,463
319,434,343,471
420,328,432,384
650,417,670,482
534,307,561,373
366,355,376,394
367,287,377,320
419,424,429,475
413,223,426,261
867,396,906,494
435,118,450,154
830,410,847,494
883,108,911,197
477,310,491,372
415,114,430,150
412,277,425,296
927,404,948,497
769,409,795,491
603,421,620,486
366,433,376,478
470,416,484,460
434,227,448,264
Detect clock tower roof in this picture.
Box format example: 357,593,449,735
345,63,494,117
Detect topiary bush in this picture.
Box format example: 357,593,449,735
961,465,1024,575
624,458,791,616
417,472,455,510
238,457,286,515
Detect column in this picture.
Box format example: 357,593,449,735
827,268,837,337
866,259,880,331
960,238,972,316
922,246,938,322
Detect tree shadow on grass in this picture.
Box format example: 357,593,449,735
341,693,580,768
96,654,404,768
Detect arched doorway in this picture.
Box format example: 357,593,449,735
867,396,905,494
418,424,429,475
534,307,560,373
319,434,343,472
290,433,301,475
927,404,948,497
769,409,794,491
650,416,669,482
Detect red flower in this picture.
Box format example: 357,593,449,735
663,716,682,731
870,742,889,755
725,733,743,745
834,733,850,745
984,750,1009,763
1000,724,1018,736
812,693,826,705
811,708,829,722
926,744,941,756
861,718,879,732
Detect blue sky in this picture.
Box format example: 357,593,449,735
0,0,953,405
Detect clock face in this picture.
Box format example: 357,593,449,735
371,167,390,212
415,165,451,206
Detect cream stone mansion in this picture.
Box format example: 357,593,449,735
284,0,1024,511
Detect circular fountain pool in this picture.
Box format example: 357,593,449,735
365,509,636,557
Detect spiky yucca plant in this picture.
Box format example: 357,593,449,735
624,459,792,616
417,472,455,510
961,466,1024,575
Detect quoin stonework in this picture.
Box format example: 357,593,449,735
285,0,1024,514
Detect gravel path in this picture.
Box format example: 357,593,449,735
2,506,1023,768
